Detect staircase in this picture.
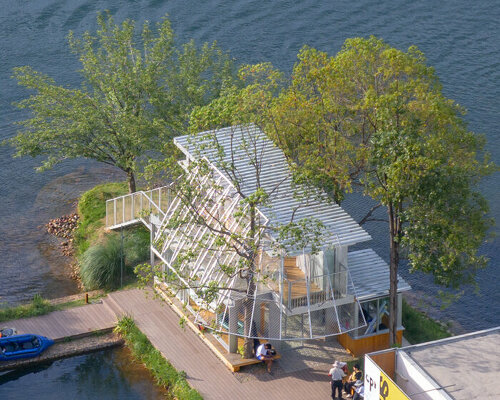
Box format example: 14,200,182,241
106,185,173,230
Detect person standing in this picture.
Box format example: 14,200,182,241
328,361,346,400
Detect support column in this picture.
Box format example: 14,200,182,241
228,299,241,353
268,301,281,351
150,223,156,268
397,293,403,328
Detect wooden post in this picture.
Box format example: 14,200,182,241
85,293,89,304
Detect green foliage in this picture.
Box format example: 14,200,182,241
260,37,495,344
8,12,236,192
270,37,494,290
0,294,55,323
124,227,151,266
402,300,451,344
75,182,128,255
79,226,150,290
115,317,202,400
80,234,123,290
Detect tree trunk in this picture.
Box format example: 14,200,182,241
127,170,136,193
243,280,256,359
388,202,400,347
243,205,257,359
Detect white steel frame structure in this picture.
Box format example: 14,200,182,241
106,124,411,351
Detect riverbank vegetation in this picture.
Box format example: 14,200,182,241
402,299,452,344
75,182,150,290
75,182,128,255
0,294,54,323
115,316,202,400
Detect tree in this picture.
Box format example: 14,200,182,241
149,124,325,359
8,12,235,192
267,37,495,345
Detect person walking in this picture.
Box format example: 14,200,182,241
328,361,346,400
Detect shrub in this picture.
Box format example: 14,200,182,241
115,317,202,400
402,299,451,344
80,234,123,290
124,227,150,265
80,227,151,290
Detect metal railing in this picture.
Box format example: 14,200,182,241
282,267,348,310
105,185,173,229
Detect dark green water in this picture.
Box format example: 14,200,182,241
0,347,168,399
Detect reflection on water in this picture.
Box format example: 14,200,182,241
0,347,167,400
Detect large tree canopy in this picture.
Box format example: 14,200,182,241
190,37,495,345
8,12,235,192
269,37,495,344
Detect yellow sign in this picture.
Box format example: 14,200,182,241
379,371,410,400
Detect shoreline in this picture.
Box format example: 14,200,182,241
403,291,466,336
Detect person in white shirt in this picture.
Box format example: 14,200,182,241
328,361,346,399
353,380,364,400
255,343,274,373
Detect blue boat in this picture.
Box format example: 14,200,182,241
0,334,54,361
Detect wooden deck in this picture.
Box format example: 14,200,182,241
2,302,117,341
283,257,322,298
2,289,352,399
107,289,348,400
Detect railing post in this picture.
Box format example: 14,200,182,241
288,281,292,309
131,193,135,220
114,200,116,226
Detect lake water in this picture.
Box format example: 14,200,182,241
0,1,498,331
0,347,167,399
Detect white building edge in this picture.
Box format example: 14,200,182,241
106,124,410,355
365,326,500,400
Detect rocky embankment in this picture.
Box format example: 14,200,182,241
46,213,81,283
46,213,79,256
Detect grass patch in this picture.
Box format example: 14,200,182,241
115,316,202,400
402,299,452,344
0,294,55,323
74,182,128,255
74,182,150,290
0,293,107,323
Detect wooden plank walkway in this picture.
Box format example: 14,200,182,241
107,289,336,400
2,302,117,341
2,289,349,399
